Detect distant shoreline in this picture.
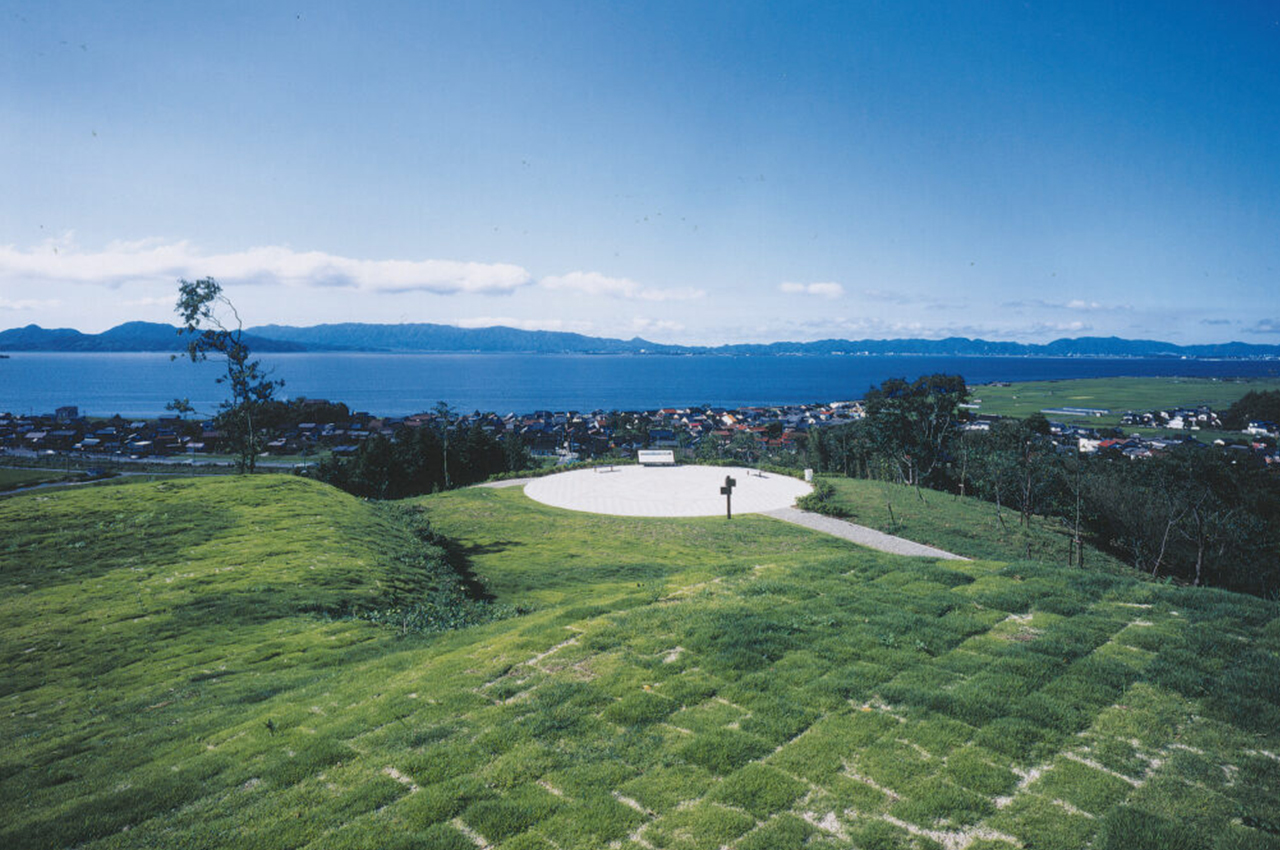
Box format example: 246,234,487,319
2,349,1278,362
4,321,1280,360
3,351,1278,421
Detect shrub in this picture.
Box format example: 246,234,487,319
797,479,853,517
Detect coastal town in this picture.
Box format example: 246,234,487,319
2,393,1277,469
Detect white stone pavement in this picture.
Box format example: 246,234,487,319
523,465,811,517
476,466,966,561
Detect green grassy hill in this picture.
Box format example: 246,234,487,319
3,478,1279,850
813,476,1137,571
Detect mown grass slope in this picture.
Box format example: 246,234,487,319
0,467,85,491
3,479,1279,850
814,476,1137,570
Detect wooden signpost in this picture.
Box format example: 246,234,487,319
720,475,736,519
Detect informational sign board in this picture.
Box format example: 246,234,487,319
720,475,737,518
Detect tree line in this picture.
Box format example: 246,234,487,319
310,422,532,499
801,377,1280,598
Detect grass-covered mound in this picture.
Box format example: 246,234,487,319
3,480,1279,850
815,475,1142,570
0,476,496,848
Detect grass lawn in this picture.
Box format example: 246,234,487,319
969,376,1280,430
3,477,1278,850
0,466,86,491
814,475,1137,571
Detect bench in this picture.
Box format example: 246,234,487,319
637,449,676,466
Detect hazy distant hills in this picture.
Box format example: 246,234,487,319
0,322,306,352
3,321,1280,359
248,322,672,354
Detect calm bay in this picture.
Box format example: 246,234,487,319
1,352,1277,418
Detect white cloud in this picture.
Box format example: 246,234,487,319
119,295,175,308
540,271,704,301
0,235,532,295
1004,298,1126,313
451,316,595,332
1027,320,1091,334
779,281,844,299
629,317,685,335
0,297,62,311
859,288,966,310
860,288,913,304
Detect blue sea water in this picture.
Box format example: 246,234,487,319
0,352,1277,418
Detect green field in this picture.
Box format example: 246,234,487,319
0,467,86,491
3,476,1279,849
970,376,1280,433
814,477,1138,571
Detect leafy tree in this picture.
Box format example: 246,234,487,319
169,278,283,472
727,430,760,464
863,374,968,489
1222,389,1280,430
434,401,456,489
805,420,875,478
313,419,530,499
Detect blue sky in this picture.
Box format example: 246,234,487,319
1,1,1277,344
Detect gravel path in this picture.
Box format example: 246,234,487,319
763,507,969,560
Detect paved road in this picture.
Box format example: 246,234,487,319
763,507,968,560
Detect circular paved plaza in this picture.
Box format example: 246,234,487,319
523,464,812,517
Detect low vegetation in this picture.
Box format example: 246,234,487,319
814,476,1134,570
970,377,1280,430
0,467,88,492
803,376,1280,598
312,423,532,498
3,477,1278,849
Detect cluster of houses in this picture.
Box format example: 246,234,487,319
3,398,1276,468
504,402,867,460
1119,405,1223,431
0,400,869,462
0,407,205,458
1062,419,1278,465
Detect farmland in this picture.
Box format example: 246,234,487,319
970,376,1280,435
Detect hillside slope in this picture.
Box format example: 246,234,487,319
0,322,306,352
0,476,480,848
2,480,1278,850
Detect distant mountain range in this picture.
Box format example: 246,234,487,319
3,320,1279,359
0,321,306,352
